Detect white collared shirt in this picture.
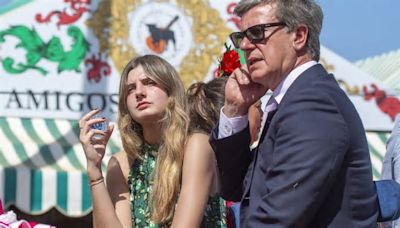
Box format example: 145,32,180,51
218,61,318,139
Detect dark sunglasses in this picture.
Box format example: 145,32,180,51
229,22,286,48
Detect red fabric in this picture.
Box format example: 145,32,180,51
226,201,235,228
28,221,39,226
0,199,3,214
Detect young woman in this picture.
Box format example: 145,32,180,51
172,77,227,227
79,55,224,227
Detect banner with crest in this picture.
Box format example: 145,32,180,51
0,0,399,131
0,0,238,121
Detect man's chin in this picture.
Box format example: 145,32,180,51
250,71,266,84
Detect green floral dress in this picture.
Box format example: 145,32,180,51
128,143,227,228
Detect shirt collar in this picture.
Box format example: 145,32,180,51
273,61,318,104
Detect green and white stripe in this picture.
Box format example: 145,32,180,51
355,48,400,91
0,117,391,216
366,131,390,180
0,117,121,216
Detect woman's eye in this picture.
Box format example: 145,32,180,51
128,86,136,93
143,79,157,86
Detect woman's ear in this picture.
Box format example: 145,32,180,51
292,24,308,51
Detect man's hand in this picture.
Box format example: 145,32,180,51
224,65,268,117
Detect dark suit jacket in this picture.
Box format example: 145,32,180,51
210,64,378,227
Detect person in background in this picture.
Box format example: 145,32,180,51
248,94,269,149
381,114,400,228
248,99,262,148
210,0,378,227
172,77,227,227
79,54,223,227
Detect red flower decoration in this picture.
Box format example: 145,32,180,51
216,43,241,78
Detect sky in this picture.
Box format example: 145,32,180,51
318,0,400,62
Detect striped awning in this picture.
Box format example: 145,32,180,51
355,48,400,91
0,117,391,216
0,117,121,216
367,131,390,179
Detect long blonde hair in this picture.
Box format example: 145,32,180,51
117,55,189,224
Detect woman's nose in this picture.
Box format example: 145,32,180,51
135,83,146,98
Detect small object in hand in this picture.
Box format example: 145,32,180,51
91,115,109,139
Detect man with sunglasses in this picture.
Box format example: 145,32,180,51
210,0,378,227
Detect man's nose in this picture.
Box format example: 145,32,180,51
240,36,255,50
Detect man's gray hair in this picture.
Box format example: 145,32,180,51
234,0,323,61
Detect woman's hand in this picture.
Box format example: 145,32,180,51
79,109,114,174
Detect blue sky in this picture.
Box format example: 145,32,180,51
318,0,400,62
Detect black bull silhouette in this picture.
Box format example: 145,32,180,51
146,15,179,50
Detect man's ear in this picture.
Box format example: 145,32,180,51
292,24,308,51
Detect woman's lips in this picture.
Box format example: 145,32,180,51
136,101,150,110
